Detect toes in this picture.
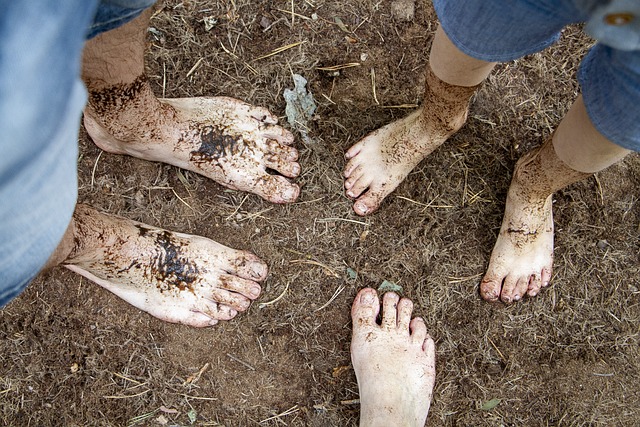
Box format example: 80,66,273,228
346,174,372,200
252,174,300,203
264,152,301,178
381,292,400,329
353,190,384,216
410,317,428,344
500,276,519,303
511,276,530,302
527,273,543,297
396,298,414,331
541,267,552,288
250,106,279,124
344,156,362,178
194,301,238,322
351,288,380,327
480,275,502,302
422,333,436,358
223,251,268,283
345,139,365,160
262,127,295,145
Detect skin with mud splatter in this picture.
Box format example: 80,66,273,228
351,288,436,427
480,137,589,303
64,205,267,327
84,76,300,204
344,66,479,216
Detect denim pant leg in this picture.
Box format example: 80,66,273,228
0,1,98,306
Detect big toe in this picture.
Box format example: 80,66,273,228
480,275,502,302
351,288,380,327
353,192,383,216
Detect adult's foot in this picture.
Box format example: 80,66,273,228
343,67,477,216
64,204,267,327
84,79,300,204
351,288,435,427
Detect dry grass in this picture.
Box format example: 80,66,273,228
1,1,639,426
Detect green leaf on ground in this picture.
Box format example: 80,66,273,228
187,409,197,424
346,267,358,281
378,280,402,293
481,398,502,411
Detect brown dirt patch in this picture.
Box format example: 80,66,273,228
2,1,639,426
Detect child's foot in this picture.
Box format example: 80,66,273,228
344,108,460,216
84,79,300,204
343,67,477,216
64,205,267,327
480,151,554,303
351,288,436,427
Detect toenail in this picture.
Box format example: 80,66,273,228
514,295,520,301
543,281,550,287
360,291,376,304
530,291,537,296
251,286,261,298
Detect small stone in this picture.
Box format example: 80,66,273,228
360,52,368,61
391,0,415,22
260,16,272,29
203,16,218,31
597,239,609,250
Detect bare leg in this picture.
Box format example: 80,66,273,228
343,26,495,215
50,204,267,327
481,95,631,303
351,288,436,427
82,10,300,203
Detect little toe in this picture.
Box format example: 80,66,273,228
479,275,502,302
422,334,436,358
410,317,428,344
206,287,250,312
381,292,401,329
396,298,414,331
541,267,552,288
199,300,238,321
351,288,380,327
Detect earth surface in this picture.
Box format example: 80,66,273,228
1,1,639,426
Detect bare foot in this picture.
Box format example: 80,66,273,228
84,78,300,204
351,288,435,427
480,153,554,303
64,205,267,327
344,67,477,216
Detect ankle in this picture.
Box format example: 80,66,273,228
419,65,478,135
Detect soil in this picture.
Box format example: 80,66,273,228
1,1,639,426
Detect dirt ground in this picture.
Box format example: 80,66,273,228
1,1,639,426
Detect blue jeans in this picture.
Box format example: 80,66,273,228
0,0,155,307
434,0,640,151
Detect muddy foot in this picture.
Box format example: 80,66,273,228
480,168,554,303
64,205,267,327
351,288,435,427
343,66,475,216
85,79,300,203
